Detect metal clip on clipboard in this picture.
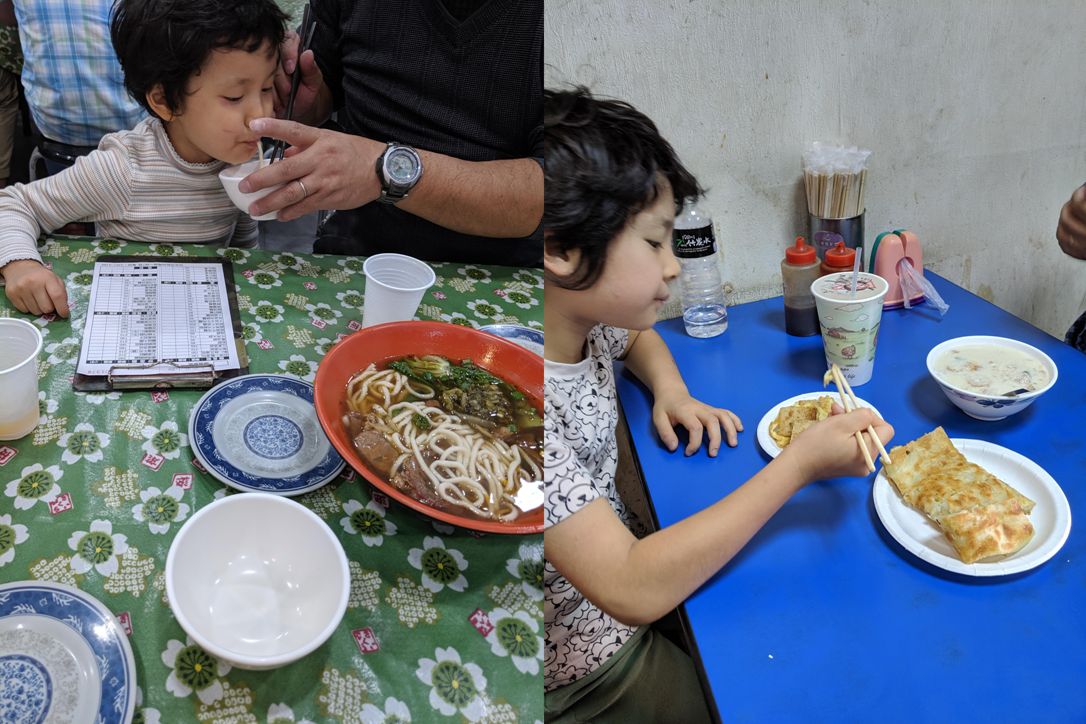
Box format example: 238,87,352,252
106,361,217,390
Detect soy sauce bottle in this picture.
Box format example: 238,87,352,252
781,236,820,336
820,240,857,277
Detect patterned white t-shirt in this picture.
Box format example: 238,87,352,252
545,324,641,691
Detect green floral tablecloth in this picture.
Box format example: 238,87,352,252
0,237,543,723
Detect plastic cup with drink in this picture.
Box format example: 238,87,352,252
361,253,436,327
811,271,889,386
0,318,44,440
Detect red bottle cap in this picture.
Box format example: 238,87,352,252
824,241,856,269
785,236,816,264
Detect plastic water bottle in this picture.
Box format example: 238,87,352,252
673,199,728,338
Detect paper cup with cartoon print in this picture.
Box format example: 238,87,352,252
811,272,889,386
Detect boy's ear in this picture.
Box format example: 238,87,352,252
543,234,582,278
145,84,175,121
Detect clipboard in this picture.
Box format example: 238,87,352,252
72,255,249,391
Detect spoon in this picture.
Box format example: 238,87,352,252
1001,388,1029,397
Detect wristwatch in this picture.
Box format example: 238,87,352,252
376,142,423,204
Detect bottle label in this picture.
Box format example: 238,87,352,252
673,224,717,259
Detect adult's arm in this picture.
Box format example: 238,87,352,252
1057,184,1086,260
240,119,543,238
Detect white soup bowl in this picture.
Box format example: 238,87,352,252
165,492,349,669
926,335,1057,421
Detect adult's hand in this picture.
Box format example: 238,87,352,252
1057,184,1086,260
240,118,384,222
272,30,326,123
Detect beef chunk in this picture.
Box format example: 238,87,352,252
353,429,399,476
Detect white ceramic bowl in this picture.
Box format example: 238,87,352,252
165,493,349,670
219,160,283,221
926,335,1058,421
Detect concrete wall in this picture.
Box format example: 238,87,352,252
545,0,1086,338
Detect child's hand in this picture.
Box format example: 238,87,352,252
652,390,743,457
780,407,893,482
1,260,70,317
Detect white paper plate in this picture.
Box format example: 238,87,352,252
756,391,881,458
872,438,1071,576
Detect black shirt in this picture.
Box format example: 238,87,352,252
310,0,542,267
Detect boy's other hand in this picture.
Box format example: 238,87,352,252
652,391,743,457
781,407,893,482
1,260,69,317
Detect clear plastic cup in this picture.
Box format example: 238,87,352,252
0,318,43,440
361,253,436,327
811,271,889,386
219,160,284,221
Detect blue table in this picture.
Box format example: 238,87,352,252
615,273,1086,723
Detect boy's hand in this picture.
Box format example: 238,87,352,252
1,260,69,317
652,390,743,457
780,407,893,482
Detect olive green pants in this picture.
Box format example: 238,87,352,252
545,627,713,723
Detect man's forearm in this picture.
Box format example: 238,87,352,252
399,154,543,238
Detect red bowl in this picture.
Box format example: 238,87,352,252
313,321,544,535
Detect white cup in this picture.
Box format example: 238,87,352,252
361,253,436,327
0,318,43,440
811,271,889,386
219,160,284,221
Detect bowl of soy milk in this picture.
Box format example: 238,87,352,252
926,336,1058,420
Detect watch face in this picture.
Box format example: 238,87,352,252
386,148,420,184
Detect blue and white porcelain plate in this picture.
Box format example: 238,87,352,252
0,581,136,724
479,324,543,357
189,374,345,496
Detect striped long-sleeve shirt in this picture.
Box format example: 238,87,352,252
0,117,257,270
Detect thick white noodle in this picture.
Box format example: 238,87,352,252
346,364,533,520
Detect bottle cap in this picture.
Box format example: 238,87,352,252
785,236,816,264
824,241,856,269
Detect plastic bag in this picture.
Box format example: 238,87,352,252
898,258,949,316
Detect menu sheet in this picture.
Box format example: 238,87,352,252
76,260,241,377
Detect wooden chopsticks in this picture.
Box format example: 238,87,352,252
269,3,317,164
823,363,892,473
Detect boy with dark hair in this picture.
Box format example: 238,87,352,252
544,87,894,721
0,0,288,317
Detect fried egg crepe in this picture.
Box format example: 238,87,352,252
883,427,1034,563
769,396,833,448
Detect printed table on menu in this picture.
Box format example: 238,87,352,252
78,261,239,375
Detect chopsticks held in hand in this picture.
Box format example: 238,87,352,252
269,3,317,164
822,363,892,473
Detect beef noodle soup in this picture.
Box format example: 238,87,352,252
342,355,542,521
